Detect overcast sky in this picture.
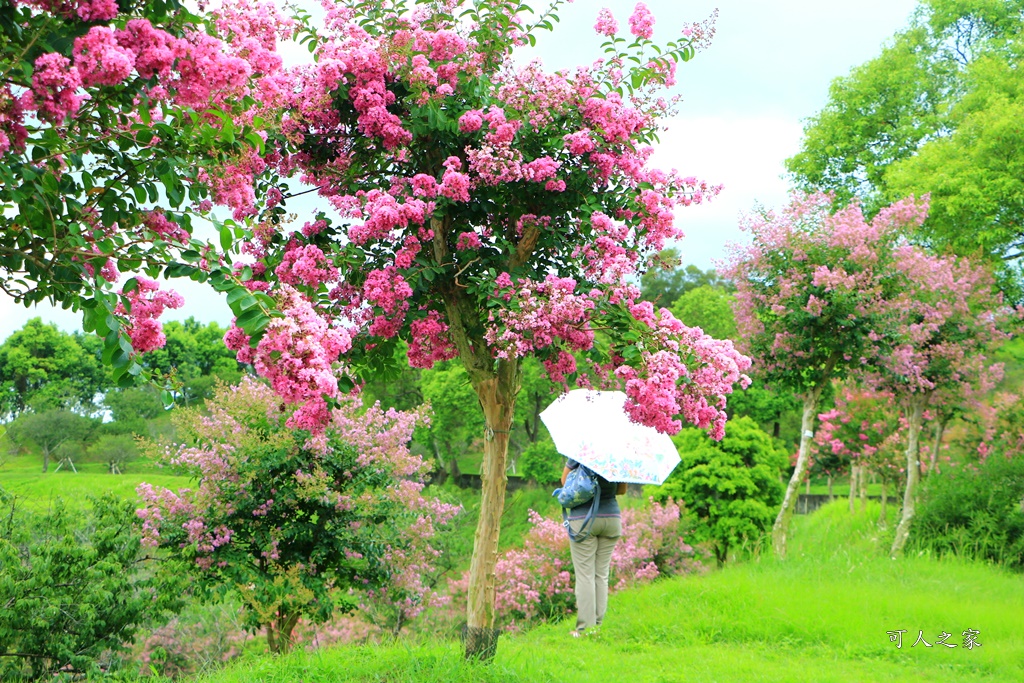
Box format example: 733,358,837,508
0,0,919,342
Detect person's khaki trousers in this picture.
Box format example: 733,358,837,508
568,515,622,630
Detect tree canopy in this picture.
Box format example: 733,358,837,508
786,0,1024,289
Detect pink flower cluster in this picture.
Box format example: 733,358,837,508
407,311,459,369
594,8,619,37
275,241,338,288
485,274,596,360
140,210,189,244
27,53,83,124
116,276,184,353
628,3,656,39
224,285,351,432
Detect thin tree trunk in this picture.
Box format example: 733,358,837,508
773,387,824,558
879,481,888,525
859,460,867,510
848,464,857,513
891,394,928,557
805,477,810,494
929,418,947,474
827,474,833,499
42,447,49,473
463,361,519,659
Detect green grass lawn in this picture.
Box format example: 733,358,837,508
180,500,1024,683
0,452,190,511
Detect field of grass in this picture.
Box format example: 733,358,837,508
0,451,190,511
169,500,1024,683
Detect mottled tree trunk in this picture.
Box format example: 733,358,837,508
859,461,867,510
879,481,888,525
773,386,825,558
463,360,519,659
891,394,928,557
827,474,833,499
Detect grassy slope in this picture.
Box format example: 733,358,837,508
189,501,1024,683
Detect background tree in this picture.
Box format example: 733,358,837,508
103,386,166,436
8,409,94,473
418,362,484,481
0,491,183,681
0,319,108,419
876,250,1011,556
669,283,738,340
144,319,244,403
816,385,902,513
652,416,788,565
786,0,1024,289
639,248,732,306
88,434,139,474
722,193,930,557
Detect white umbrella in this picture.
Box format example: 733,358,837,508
539,389,681,485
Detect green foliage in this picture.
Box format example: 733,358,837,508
517,439,561,485
639,249,732,307
0,319,109,419
0,490,183,681
143,319,244,403
669,284,737,340
785,25,949,211
103,386,166,436
417,362,483,477
886,41,1024,276
651,416,788,564
912,454,1024,568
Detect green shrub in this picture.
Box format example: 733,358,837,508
911,454,1024,568
0,489,183,680
650,416,788,565
517,439,562,484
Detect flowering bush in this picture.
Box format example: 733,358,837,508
136,378,460,652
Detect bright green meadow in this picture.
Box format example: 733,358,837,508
186,502,1024,683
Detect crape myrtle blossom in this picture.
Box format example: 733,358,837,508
136,378,461,647
202,0,740,447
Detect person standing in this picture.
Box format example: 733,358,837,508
562,458,627,636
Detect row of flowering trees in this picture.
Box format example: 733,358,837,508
3,0,749,658
723,193,1017,558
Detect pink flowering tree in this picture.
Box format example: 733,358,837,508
0,0,300,390
815,385,902,515
136,378,460,653
875,251,1011,556
956,391,1024,463
189,0,747,657
721,192,930,558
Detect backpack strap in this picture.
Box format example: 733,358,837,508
563,489,602,542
